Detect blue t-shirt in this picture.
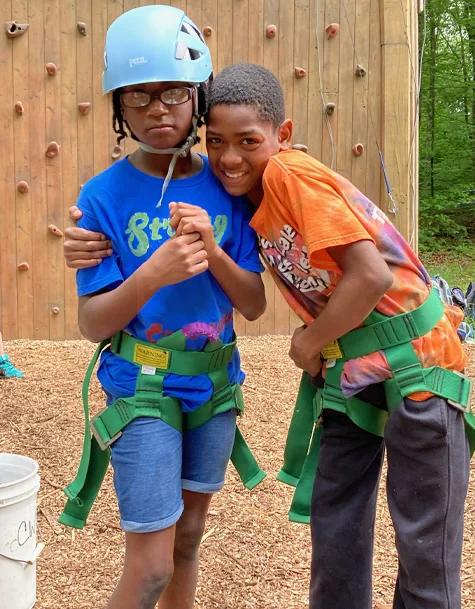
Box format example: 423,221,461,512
76,155,263,411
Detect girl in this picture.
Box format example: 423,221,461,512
63,8,265,609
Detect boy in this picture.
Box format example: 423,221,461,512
65,62,473,609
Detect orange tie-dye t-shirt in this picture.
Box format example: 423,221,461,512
249,150,466,399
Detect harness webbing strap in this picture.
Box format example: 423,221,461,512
277,289,475,524
110,330,237,375
59,332,265,530
338,289,443,360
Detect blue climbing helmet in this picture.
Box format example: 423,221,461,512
102,5,212,94
102,5,213,207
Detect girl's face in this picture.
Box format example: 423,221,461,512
121,81,194,149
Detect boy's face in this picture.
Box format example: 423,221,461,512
121,81,194,150
206,104,292,206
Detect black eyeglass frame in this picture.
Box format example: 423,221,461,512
120,86,195,108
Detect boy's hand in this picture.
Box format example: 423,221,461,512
169,202,220,260
289,326,322,376
64,206,112,269
145,232,208,288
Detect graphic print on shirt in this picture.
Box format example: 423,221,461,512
258,225,331,295
126,211,228,256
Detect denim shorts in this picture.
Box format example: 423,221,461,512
108,405,237,533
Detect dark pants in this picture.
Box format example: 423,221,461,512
309,392,470,609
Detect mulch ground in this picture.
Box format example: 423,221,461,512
1,338,474,608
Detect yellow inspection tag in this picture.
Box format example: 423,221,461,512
321,340,343,360
134,344,170,370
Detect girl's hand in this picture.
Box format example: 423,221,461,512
169,202,219,260
64,206,112,269
145,232,208,288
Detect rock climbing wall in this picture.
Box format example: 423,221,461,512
0,0,419,340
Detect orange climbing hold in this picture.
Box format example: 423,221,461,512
265,24,277,38
325,23,339,40
15,101,24,115
78,102,91,115
17,262,29,271
352,143,364,157
355,64,367,78
203,26,212,37
45,62,58,76
112,145,122,160
17,181,29,194
46,141,60,158
294,67,307,79
325,102,336,116
48,224,63,238
77,22,87,36
5,21,29,38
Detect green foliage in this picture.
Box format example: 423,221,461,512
419,0,475,242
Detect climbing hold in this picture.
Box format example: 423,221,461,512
17,181,29,194
17,262,29,271
265,24,277,38
352,143,364,157
77,22,87,36
79,183,84,190
48,224,63,238
294,67,307,79
15,101,24,115
5,21,29,38
112,144,122,160
45,62,58,76
292,144,308,153
325,102,336,116
325,23,339,40
203,26,212,37
78,102,91,115
355,64,367,78
46,141,60,158
51,307,60,314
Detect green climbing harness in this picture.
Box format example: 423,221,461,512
59,330,266,530
278,289,475,524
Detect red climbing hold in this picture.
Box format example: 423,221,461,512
203,26,212,37
325,102,336,116
45,62,58,76
78,102,91,115
15,101,24,115
326,23,339,40
355,64,367,78
266,24,277,38
112,145,122,160
5,21,29,38
17,181,29,194
48,224,63,238
352,143,364,157
77,22,87,36
46,141,60,158
17,262,30,271
294,67,307,79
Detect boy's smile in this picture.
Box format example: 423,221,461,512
206,104,292,206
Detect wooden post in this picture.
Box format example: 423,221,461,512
381,0,416,244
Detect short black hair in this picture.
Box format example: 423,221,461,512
207,63,285,129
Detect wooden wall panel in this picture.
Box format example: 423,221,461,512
1,0,419,339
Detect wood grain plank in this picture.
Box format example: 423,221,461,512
13,0,33,338
28,0,49,338
45,0,65,339
0,0,18,339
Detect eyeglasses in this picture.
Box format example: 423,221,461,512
121,87,194,108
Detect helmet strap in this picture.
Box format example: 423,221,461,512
136,88,200,208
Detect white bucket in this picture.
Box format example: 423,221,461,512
0,453,44,609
